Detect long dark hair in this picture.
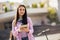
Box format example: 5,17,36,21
15,5,27,25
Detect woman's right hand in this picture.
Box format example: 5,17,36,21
18,26,24,32
20,27,24,31
18,25,27,32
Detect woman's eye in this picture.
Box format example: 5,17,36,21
23,9,25,11
20,9,22,11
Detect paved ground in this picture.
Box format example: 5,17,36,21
34,25,60,40
33,25,60,37
35,33,60,40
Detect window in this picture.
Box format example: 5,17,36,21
49,0,58,10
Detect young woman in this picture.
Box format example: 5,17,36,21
12,5,35,40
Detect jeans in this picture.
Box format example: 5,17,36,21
22,37,28,40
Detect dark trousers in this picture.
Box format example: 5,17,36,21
22,37,28,40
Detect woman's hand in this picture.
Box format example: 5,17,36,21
18,26,24,32
19,25,29,32
23,27,29,32
20,27,24,31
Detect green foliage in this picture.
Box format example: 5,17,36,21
5,7,8,12
39,2,45,8
32,3,37,8
47,7,57,23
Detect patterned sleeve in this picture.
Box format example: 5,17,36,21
12,20,18,37
28,17,34,34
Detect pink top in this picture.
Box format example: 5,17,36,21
12,17,35,40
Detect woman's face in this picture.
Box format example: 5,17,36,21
19,6,25,16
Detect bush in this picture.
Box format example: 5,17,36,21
32,3,37,8
5,7,8,12
47,7,57,23
39,2,45,8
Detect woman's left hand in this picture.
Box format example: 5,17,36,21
23,27,29,33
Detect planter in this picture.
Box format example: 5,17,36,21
32,3,37,8
39,2,45,8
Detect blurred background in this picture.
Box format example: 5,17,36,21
0,0,60,40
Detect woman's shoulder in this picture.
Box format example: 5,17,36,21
12,19,15,22
27,17,32,22
12,19,16,25
27,17,31,21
